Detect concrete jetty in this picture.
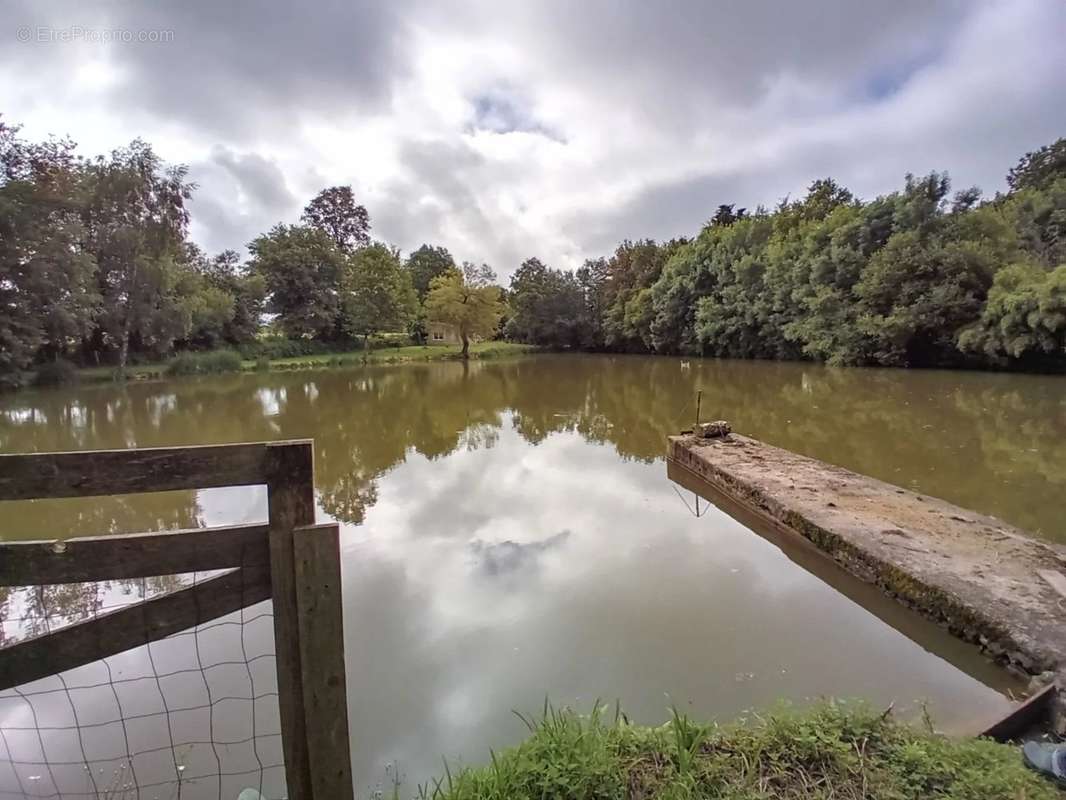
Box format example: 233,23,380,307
668,431,1066,731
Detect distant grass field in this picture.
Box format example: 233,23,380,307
264,340,534,367
67,341,538,385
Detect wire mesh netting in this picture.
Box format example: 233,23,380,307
0,574,287,800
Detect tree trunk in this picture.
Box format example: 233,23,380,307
460,331,470,359
118,321,130,369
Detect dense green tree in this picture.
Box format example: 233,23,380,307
250,224,346,339
648,241,713,354
959,263,1066,363
506,258,591,348
204,250,266,345
405,244,458,343
82,140,194,366
0,123,98,381
575,257,609,349
406,244,456,299
176,244,234,348
706,204,747,228
5,117,1066,384
426,263,505,358
341,243,417,348
855,232,993,366
600,239,682,351
1007,138,1066,193
1002,178,1066,267
301,185,371,252
300,186,370,251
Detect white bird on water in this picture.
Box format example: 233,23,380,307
680,361,690,370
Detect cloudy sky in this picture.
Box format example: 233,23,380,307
3,0,1064,277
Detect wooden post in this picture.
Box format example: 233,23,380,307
266,441,316,800
294,523,354,800
0,440,355,800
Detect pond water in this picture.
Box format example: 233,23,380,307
1,353,1064,796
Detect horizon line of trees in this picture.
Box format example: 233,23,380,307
2,114,1064,388
506,137,1066,370
0,116,507,387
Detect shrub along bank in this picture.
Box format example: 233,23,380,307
415,702,1056,800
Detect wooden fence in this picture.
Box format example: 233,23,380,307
0,440,353,800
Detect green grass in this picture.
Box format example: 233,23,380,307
32,358,80,386
264,340,533,368
166,349,243,375
64,341,537,386
412,701,1057,800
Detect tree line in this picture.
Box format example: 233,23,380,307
0,118,504,387
2,115,1064,388
506,138,1066,370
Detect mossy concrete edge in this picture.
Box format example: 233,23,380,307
668,432,1066,731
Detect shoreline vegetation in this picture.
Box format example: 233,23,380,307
410,702,1055,800
54,341,538,386
3,118,1065,392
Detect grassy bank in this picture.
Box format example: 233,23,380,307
61,341,537,386
414,702,1054,800
262,340,534,369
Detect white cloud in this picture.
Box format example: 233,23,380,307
1,0,1063,277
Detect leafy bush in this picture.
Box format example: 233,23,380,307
33,359,79,387
167,349,243,376
237,337,334,361
367,334,416,349
236,335,416,362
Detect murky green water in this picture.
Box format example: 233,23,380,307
2,354,1063,795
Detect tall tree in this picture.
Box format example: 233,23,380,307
707,204,748,228
1007,138,1066,193
601,239,681,351
340,243,417,348
249,224,346,339
507,257,591,348
201,249,266,345
83,140,193,367
405,244,456,299
576,257,609,349
959,262,1066,363
301,186,370,252
0,122,98,381
175,244,235,348
425,262,505,358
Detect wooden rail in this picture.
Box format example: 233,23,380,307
0,440,353,800
0,566,272,690
0,442,271,500
0,523,271,585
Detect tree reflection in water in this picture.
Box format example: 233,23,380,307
0,354,1063,796
2,354,1061,540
